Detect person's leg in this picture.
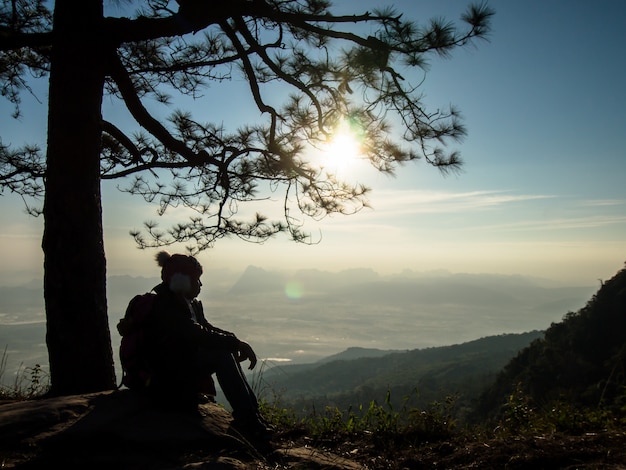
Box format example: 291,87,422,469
197,348,259,419
197,348,273,446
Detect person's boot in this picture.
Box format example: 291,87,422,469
231,410,274,446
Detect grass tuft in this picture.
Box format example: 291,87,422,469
0,346,50,400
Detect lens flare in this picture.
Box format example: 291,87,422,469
285,280,304,299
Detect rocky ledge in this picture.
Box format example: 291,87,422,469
0,390,362,469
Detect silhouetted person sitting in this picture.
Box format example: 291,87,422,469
143,251,270,440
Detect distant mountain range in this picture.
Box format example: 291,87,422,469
227,266,382,296
317,346,403,363
226,265,594,307
0,267,595,320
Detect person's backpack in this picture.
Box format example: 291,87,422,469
117,292,157,390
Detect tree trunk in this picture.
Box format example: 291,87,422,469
42,0,116,395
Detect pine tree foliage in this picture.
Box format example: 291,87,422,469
1,0,493,251
1,0,493,394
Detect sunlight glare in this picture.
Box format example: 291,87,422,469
318,119,366,177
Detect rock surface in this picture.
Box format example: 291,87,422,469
3,391,626,469
0,390,363,469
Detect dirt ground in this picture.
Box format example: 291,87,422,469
334,431,626,469
1,392,626,469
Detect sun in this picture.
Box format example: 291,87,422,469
328,131,360,160
317,120,365,177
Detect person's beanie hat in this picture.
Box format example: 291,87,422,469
156,251,202,293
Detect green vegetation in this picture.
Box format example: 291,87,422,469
254,385,625,468
265,389,619,444
0,346,50,400
493,384,625,437
258,387,460,464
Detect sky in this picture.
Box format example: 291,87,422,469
0,0,625,286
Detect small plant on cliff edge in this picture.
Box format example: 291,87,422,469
259,386,458,450
406,394,458,441
492,383,626,438
0,347,50,400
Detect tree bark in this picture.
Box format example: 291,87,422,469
42,0,116,395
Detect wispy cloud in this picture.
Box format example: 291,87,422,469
366,189,554,215
473,215,626,232
579,199,625,207
312,189,557,238
316,189,626,239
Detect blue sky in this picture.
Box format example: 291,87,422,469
0,0,625,285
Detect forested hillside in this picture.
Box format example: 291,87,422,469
260,331,543,419
476,264,626,420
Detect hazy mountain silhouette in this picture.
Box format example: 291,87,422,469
227,266,382,296
227,265,287,296
226,266,593,304
317,346,403,363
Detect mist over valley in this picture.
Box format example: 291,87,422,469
0,266,596,385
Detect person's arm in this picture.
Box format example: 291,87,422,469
235,341,257,369
193,300,257,369
147,295,233,350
